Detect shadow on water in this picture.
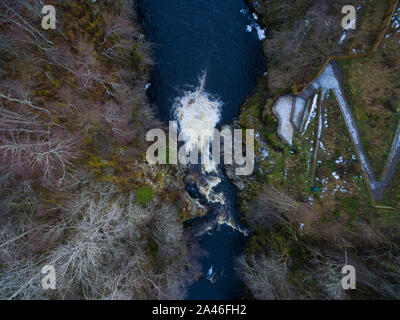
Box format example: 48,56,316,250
136,0,265,299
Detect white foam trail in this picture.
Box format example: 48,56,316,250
173,72,221,173
198,176,225,205
217,212,248,236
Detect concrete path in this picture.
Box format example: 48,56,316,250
273,95,295,145
273,61,400,202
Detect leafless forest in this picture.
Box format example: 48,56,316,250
0,0,201,299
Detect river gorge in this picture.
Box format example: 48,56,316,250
137,0,265,299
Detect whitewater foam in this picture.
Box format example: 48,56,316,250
173,73,221,173
198,176,225,205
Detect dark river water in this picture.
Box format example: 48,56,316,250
137,0,265,299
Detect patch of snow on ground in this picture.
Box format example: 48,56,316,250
339,32,347,44
332,171,340,180
261,149,269,159
392,6,399,31
336,156,345,164
302,94,318,134
333,185,348,194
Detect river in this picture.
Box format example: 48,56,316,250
137,0,265,299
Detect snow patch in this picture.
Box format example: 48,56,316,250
332,171,340,180
339,32,347,45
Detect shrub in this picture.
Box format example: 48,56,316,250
135,186,154,205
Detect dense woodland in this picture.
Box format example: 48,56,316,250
0,0,202,299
